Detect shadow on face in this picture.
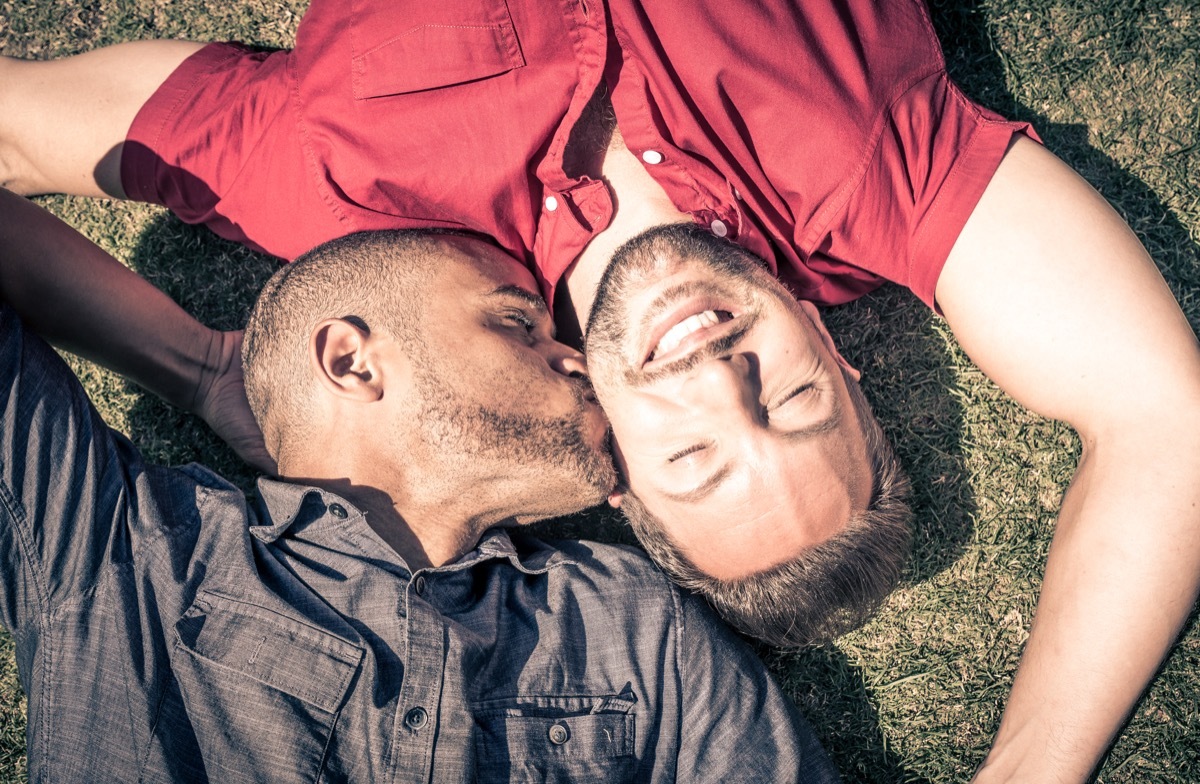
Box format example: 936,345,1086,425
400,237,617,518
245,230,618,520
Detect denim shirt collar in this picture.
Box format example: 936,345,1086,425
250,477,578,575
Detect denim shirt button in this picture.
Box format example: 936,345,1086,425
328,503,348,519
413,575,426,595
405,707,429,730
548,722,570,745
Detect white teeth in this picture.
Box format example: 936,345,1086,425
652,310,721,359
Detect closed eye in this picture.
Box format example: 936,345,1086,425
487,284,553,336
502,310,537,331
668,443,708,463
774,383,814,409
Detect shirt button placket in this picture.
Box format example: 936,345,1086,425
404,707,429,731
392,592,446,780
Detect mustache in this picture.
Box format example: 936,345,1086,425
571,373,599,406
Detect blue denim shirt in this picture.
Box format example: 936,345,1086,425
0,306,838,783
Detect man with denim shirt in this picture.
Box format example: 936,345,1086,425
0,190,838,783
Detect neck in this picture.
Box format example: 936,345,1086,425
560,134,690,341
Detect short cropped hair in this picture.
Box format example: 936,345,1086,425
242,230,459,462
621,372,912,647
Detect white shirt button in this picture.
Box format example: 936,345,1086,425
545,195,559,212
641,150,664,165
710,219,728,238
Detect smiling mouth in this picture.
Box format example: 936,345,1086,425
642,303,739,368
649,309,735,360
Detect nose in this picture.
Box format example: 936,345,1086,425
542,340,590,380
681,352,763,425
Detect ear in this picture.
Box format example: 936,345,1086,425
798,300,861,381
310,318,385,402
607,489,625,509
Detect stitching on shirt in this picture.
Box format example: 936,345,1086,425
800,63,946,262
540,0,604,174
906,76,989,288
288,55,357,238
0,476,48,618
0,452,54,767
137,656,173,780
801,0,947,261
606,18,712,214
669,581,685,776
357,24,509,60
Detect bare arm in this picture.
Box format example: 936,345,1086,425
0,41,204,197
936,137,1200,782
0,188,274,472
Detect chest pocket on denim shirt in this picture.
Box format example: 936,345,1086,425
350,0,526,98
473,692,638,783
170,591,363,783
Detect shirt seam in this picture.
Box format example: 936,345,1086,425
799,64,947,261
287,53,358,240
0,476,49,622
136,45,249,205
0,468,56,766
906,75,988,288
606,19,714,218
670,580,685,777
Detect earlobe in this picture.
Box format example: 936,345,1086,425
311,318,382,401
798,300,861,381
607,490,624,509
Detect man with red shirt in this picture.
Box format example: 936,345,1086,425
1,1,1199,781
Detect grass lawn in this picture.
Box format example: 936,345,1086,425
2,0,1198,781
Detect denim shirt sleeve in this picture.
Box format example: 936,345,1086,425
674,589,841,783
0,305,137,637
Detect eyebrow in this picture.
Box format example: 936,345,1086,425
659,393,845,505
488,284,548,314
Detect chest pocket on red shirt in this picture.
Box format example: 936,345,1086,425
350,0,526,98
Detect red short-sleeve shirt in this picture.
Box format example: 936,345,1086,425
122,0,1033,310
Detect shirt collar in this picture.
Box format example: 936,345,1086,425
251,478,578,574
250,477,334,542
461,528,579,574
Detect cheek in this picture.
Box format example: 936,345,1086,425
604,395,664,437
604,397,678,475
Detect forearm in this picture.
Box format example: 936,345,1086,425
974,416,1200,782
0,188,224,413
